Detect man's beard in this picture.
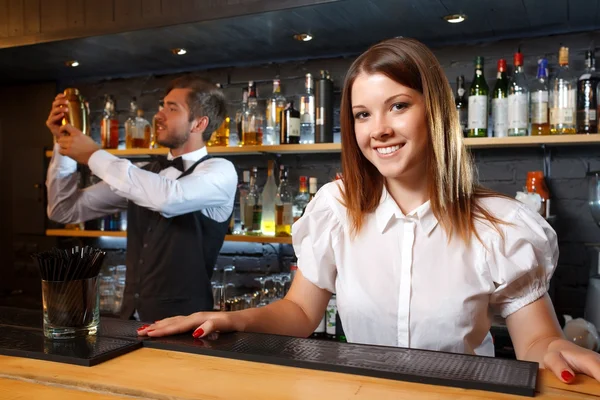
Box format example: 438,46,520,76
157,128,190,149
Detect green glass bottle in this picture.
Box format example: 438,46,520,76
468,56,489,138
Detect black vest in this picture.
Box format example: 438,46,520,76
120,155,230,322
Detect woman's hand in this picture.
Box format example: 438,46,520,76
543,338,600,383
137,311,241,339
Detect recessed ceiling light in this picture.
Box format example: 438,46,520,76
443,14,467,23
65,60,79,67
293,33,313,42
171,48,187,55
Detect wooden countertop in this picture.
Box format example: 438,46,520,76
0,347,599,399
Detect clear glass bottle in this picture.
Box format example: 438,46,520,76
530,58,550,136
233,88,248,147
300,73,315,144
241,81,263,146
100,94,119,149
260,160,278,236
265,79,286,145
125,98,137,149
275,165,294,237
491,59,509,137
238,170,250,234
125,98,151,148
468,56,489,138
293,176,310,222
308,177,318,201
244,167,262,236
577,50,600,134
455,75,468,137
550,46,577,134
209,83,230,146
508,50,529,136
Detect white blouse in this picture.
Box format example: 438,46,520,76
292,181,558,356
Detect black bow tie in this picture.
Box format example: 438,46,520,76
157,156,184,172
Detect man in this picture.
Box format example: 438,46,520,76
45,76,238,322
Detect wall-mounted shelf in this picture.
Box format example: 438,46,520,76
45,229,292,244
44,135,600,158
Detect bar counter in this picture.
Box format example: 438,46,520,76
1,306,600,399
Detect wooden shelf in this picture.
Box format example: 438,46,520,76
44,136,600,158
45,229,292,244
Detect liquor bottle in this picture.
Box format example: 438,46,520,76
125,98,137,149
293,176,310,222
455,75,468,137
530,58,550,135
275,165,294,237
260,160,277,236
508,50,529,136
280,101,301,144
238,170,250,234
235,88,248,147
100,94,119,149
125,98,151,148
265,79,286,145
468,57,489,137
491,59,509,137
308,177,318,201
300,73,316,144
550,46,577,134
245,167,262,236
208,83,230,146
241,81,263,146
151,100,163,148
326,295,337,340
315,70,334,143
577,50,600,134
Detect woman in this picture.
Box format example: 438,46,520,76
139,37,600,383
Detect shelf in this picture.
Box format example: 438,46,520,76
44,136,600,158
45,229,292,244
44,143,341,158
463,134,600,148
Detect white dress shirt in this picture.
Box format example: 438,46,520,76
46,144,237,224
292,181,558,356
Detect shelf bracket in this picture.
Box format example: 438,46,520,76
542,144,552,178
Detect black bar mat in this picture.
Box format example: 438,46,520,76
0,325,141,367
146,332,538,397
0,306,42,329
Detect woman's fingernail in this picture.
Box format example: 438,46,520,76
561,370,574,383
147,329,154,333
192,328,204,338
137,324,150,332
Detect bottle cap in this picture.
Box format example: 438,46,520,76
559,46,569,66
513,52,524,67
497,59,507,72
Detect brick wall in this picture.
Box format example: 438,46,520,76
60,30,600,319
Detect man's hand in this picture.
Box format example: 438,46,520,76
46,93,68,140
57,124,101,165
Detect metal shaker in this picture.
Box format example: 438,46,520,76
62,88,89,135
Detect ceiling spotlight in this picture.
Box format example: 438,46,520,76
65,60,79,67
443,14,467,24
171,48,187,55
293,33,313,42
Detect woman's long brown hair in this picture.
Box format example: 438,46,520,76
340,37,506,245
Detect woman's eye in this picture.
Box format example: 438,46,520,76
392,103,408,111
354,112,369,120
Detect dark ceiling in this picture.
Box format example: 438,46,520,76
1,0,600,85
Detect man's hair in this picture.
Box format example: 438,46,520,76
165,75,227,142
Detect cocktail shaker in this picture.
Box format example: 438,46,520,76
62,88,89,135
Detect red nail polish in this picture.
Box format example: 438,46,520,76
137,324,150,331
192,328,204,338
147,329,154,333
561,370,574,383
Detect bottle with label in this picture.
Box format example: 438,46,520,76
491,59,509,137
235,88,249,147
244,167,262,235
508,50,529,136
238,170,250,234
300,73,316,144
530,58,550,136
308,177,318,201
100,94,119,149
455,75,468,137
151,100,163,148
265,79,286,145
326,295,337,340
577,50,600,134
261,160,277,236
280,101,301,144
550,46,577,134
526,171,551,219
125,98,152,148
242,81,263,146
275,165,294,237
293,176,310,222
468,56,489,137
